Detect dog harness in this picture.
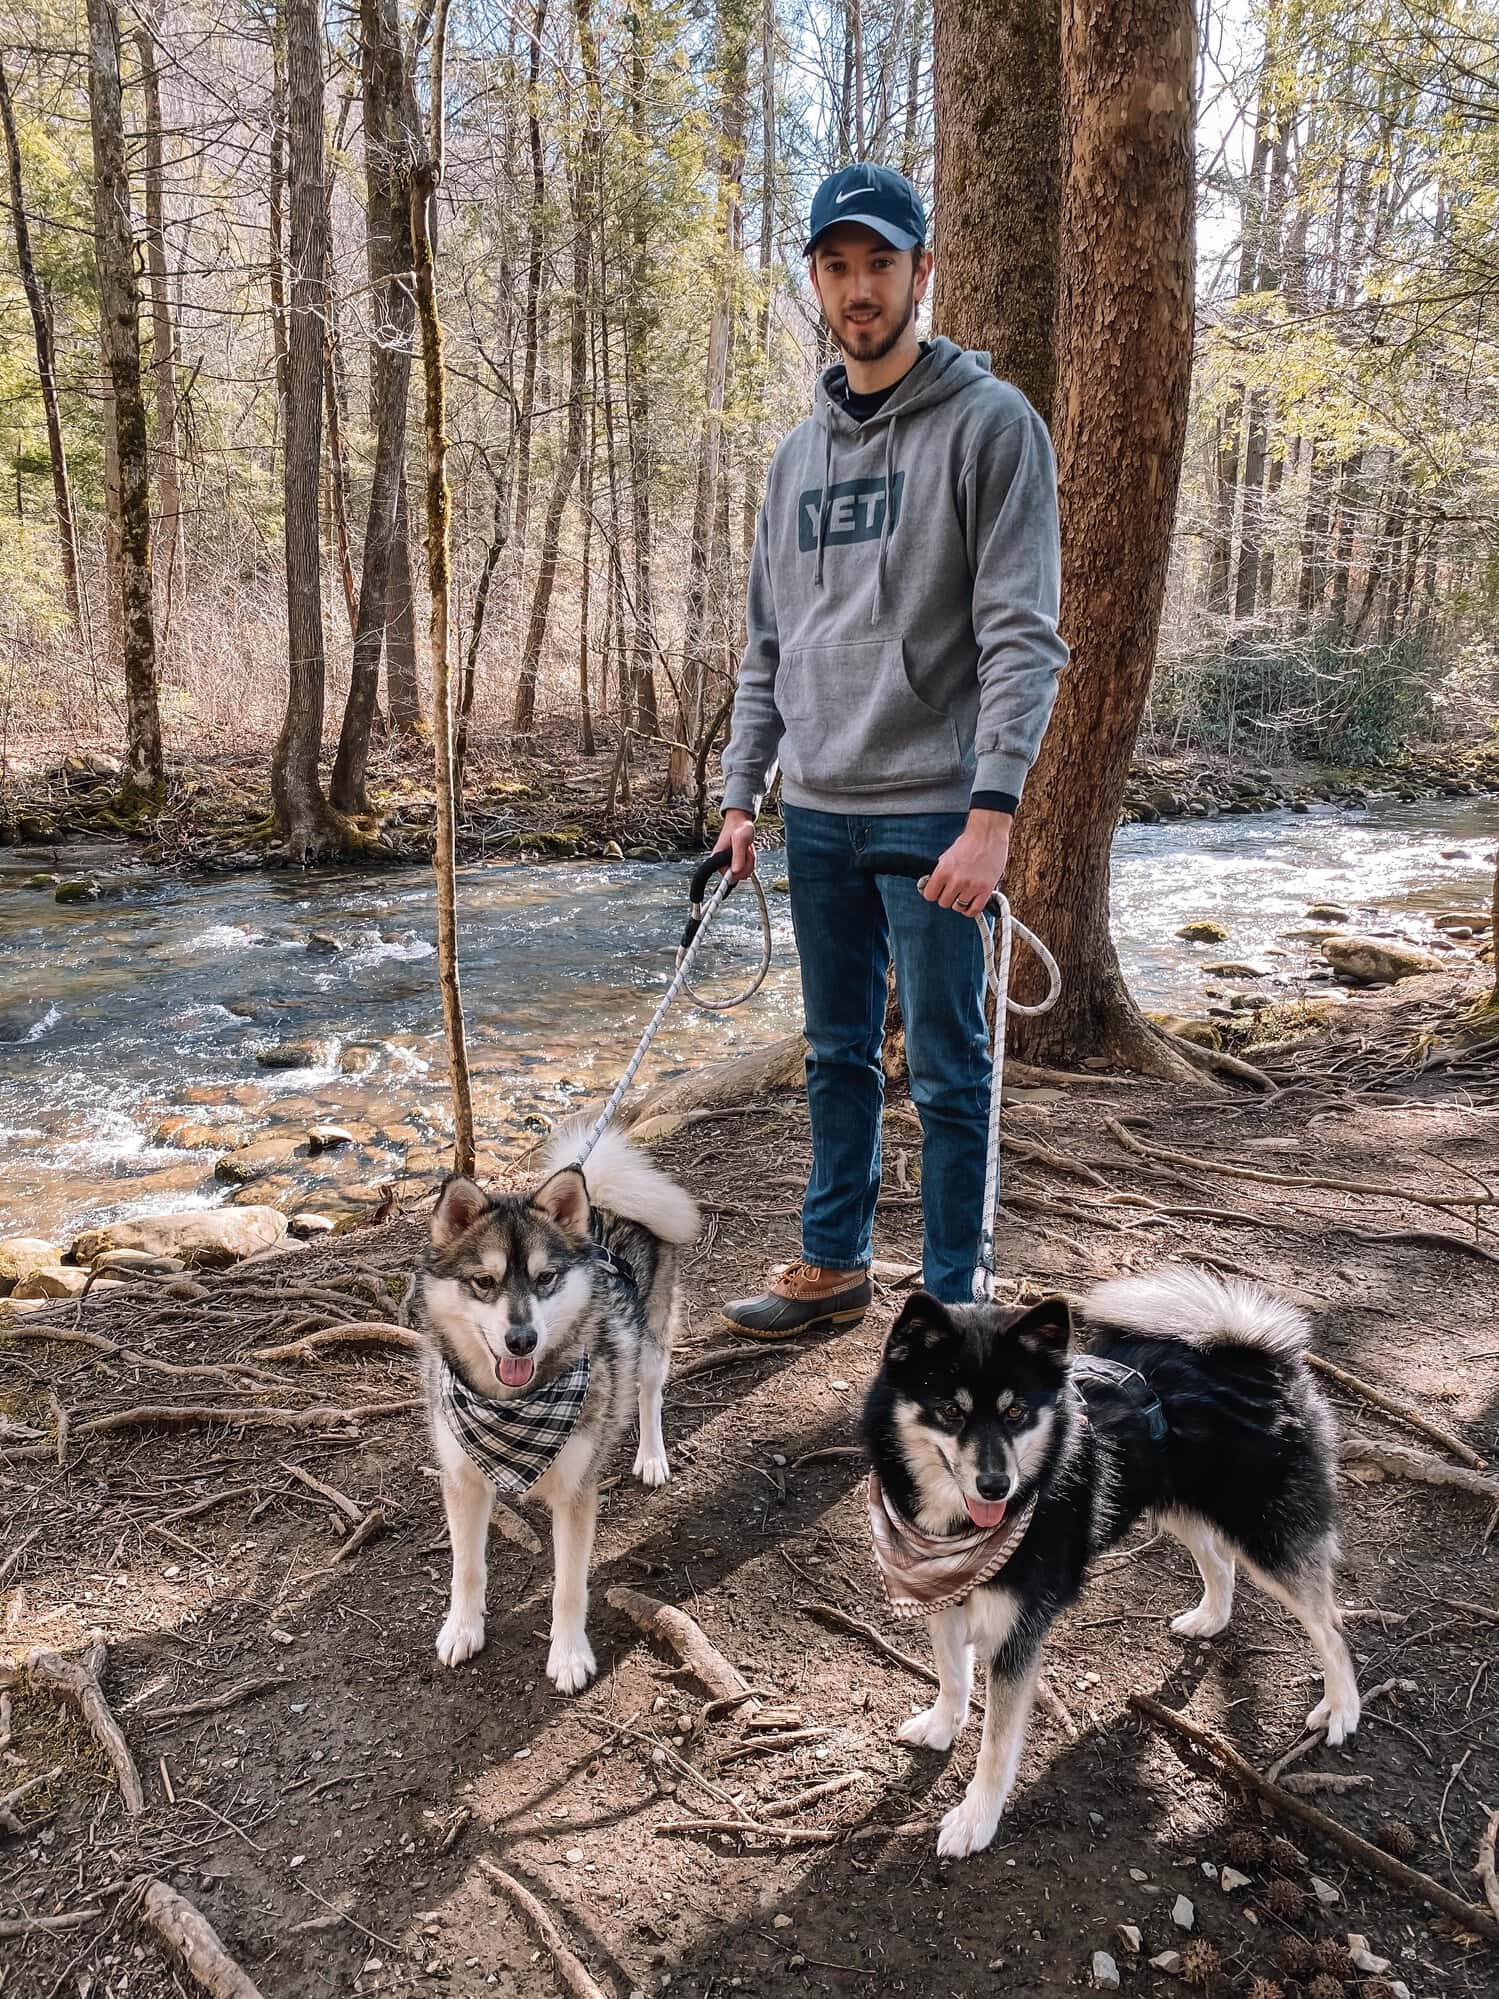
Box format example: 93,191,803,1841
867,1472,1038,1619
1071,1355,1169,1441
440,1353,592,1497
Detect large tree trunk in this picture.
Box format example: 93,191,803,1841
86,0,164,794
135,13,184,617
1005,0,1198,1076
412,0,476,1176
508,0,548,727
386,473,422,728
330,0,420,812
272,0,341,856
932,0,1060,425
0,52,84,634
512,0,594,740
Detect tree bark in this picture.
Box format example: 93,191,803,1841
87,0,164,793
386,472,422,728
625,10,660,734
900,0,926,180
412,0,476,1176
135,13,184,615
0,51,84,634
1005,0,1198,1076
508,0,548,716
330,0,420,811
271,0,341,856
932,0,1060,425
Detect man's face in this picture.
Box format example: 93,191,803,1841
810,224,933,364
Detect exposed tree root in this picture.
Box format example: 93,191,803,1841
1,1397,419,1460
606,1586,752,1703
1478,1808,1499,1924
142,1678,281,1727
246,1322,422,1363
0,1641,144,1814
1131,1693,1499,1944
137,1875,267,1998
1305,1352,1486,1468
617,1031,805,1128
477,1860,611,1999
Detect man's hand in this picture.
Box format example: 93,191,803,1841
923,809,1012,913
713,807,758,882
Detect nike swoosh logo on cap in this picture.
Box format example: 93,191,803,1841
835,186,869,204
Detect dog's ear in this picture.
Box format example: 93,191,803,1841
531,1164,590,1241
432,1176,489,1249
1010,1295,1072,1357
886,1292,957,1364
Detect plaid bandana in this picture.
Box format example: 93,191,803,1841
867,1472,1036,1619
439,1354,591,1498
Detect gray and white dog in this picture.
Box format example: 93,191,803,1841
407,1125,698,1693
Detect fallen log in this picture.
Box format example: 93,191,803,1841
606,1586,751,1703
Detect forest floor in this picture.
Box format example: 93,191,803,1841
3,972,1499,1999
3,722,1499,878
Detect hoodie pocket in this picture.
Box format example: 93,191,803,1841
775,639,963,794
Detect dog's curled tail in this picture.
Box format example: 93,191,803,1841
1080,1264,1309,1359
541,1122,701,1245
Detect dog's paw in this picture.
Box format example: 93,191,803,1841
897,1704,964,1753
633,1443,671,1488
1306,1693,1360,1745
936,1787,1001,1861
546,1630,597,1695
436,1606,486,1667
1171,1602,1232,1639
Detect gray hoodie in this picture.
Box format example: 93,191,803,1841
720,336,1068,818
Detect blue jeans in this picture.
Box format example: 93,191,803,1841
783,805,991,1304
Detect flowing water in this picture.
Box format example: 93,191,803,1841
1,796,1494,1246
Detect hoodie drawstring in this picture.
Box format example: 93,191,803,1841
814,424,834,587
872,415,898,625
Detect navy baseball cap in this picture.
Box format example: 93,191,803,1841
804,162,927,256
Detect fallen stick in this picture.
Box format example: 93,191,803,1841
246,1322,422,1364
0,1763,62,1834
1349,1226,1499,1268
1280,1771,1375,1794
280,1460,364,1524
137,1876,267,1998
142,1678,281,1727
719,1726,835,1765
789,1446,863,1471
758,1772,866,1820
0,1642,144,1814
654,1814,840,1845
1478,1808,1499,1924
492,1501,543,1555
1265,1677,1416,1783
334,1508,387,1564
0,1397,420,1459
0,1525,40,1587
1131,1693,1499,1945
0,1906,103,1937
606,1586,751,1703
1306,1352,1485,1468
1442,1597,1499,1624
674,1344,802,1383
1341,1435,1499,1501
477,1860,610,1999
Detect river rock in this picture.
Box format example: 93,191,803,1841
93,1249,187,1277
306,1125,355,1152
256,1038,334,1070
0,1237,64,1294
1434,910,1490,932
1305,902,1349,921
71,1206,288,1269
215,1136,301,1183
54,878,103,903
23,872,59,889
14,1264,93,1300
1176,920,1229,944
1202,961,1267,979
154,1116,244,1152
288,1212,335,1238
0,1296,49,1318
1323,936,1444,986
306,930,343,955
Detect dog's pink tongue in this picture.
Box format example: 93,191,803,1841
499,1354,534,1388
964,1495,1008,1529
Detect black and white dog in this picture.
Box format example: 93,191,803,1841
861,1266,1361,1859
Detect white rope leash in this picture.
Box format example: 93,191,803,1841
972,894,1062,1303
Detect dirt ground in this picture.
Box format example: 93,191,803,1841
3,975,1498,1999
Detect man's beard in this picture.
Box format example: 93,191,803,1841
832,280,916,362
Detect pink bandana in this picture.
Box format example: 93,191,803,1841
866,1472,1035,1620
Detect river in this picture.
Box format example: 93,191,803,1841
1,796,1494,1246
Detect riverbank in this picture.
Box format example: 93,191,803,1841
2,969,1496,1997
4,723,1499,878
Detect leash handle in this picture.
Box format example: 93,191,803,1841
850,849,1004,921
681,847,738,950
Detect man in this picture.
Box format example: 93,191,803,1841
715,162,1068,1336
